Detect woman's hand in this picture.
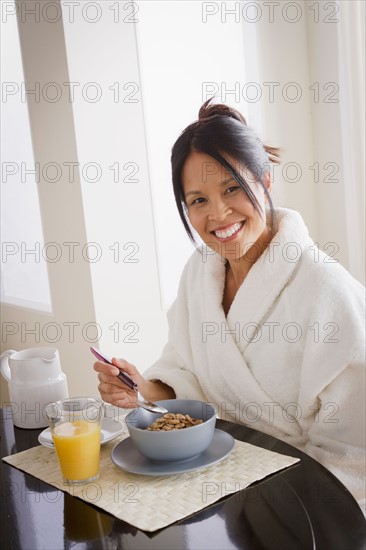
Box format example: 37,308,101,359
93,357,143,408
93,357,175,408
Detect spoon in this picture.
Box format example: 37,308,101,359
90,347,168,414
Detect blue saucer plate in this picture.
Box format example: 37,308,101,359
111,428,235,476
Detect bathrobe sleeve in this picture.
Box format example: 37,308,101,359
305,364,366,514
297,260,366,513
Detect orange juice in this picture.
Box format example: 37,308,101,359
52,420,101,481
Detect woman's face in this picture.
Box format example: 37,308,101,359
182,151,271,262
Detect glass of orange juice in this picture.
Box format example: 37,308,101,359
45,397,104,484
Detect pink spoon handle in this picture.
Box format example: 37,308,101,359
90,346,138,391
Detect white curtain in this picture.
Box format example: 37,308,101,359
250,0,365,284
337,0,365,284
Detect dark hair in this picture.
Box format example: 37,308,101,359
171,98,281,245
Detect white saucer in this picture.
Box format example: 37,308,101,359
38,417,125,448
111,429,235,476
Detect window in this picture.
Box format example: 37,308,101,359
136,0,250,308
1,1,52,312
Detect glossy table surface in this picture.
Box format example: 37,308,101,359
1,409,365,550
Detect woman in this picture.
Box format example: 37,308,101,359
94,100,365,512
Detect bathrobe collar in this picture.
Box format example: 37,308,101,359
203,208,312,352
198,209,312,434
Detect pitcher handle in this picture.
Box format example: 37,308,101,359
0,350,16,381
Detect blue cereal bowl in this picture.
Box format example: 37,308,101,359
125,399,217,461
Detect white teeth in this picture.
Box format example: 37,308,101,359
214,222,243,239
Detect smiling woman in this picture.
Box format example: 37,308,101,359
95,99,366,517
172,100,280,244
176,100,280,298
182,150,273,310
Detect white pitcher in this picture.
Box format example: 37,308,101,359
0,347,69,429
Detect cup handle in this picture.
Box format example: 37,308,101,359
0,350,16,381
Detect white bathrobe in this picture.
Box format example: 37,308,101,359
144,208,366,512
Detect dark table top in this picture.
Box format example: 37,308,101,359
1,408,365,550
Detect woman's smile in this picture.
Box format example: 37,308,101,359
210,220,246,242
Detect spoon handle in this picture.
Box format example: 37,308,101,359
90,347,168,414
90,346,138,391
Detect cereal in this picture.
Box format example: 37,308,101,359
146,413,203,431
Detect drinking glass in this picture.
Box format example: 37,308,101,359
45,397,103,484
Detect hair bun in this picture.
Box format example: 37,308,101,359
198,98,247,125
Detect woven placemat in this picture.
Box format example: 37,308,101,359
3,433,299,532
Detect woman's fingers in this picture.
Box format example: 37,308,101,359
97,381,137,407
113,395,139,408
93,360,119,377
111,357,146,388
93,357,145,408
97,371,122,385
100,392,137,408
93,360,135,389
97,380,130,395
111,357,140,380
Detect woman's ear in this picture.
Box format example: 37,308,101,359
263,171,272,197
